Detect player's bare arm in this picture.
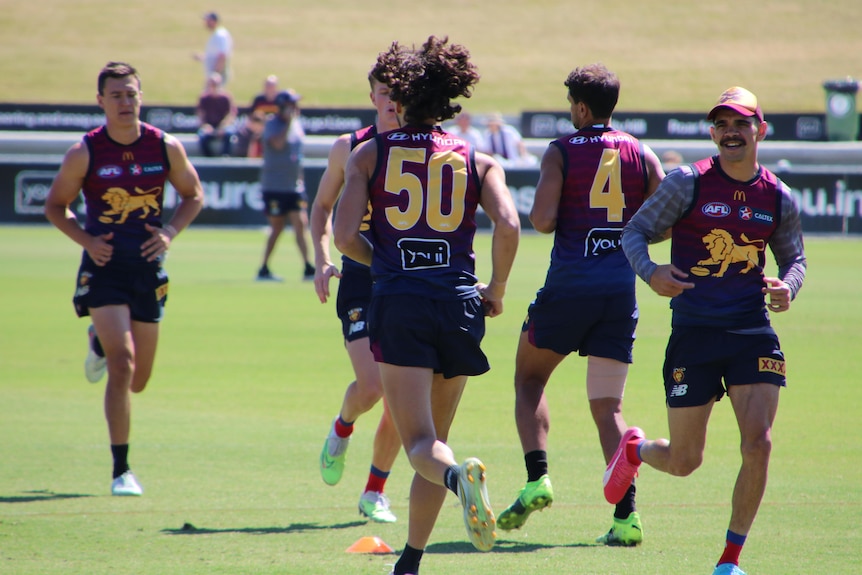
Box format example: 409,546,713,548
529,144,564,234
476,152,520,317
333,139,376,267
45,142,115,266
311,134,352,303
141,135,204,261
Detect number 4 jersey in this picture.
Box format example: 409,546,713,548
367,125,481,301
543,125,649,296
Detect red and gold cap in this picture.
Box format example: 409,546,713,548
707,87,763,122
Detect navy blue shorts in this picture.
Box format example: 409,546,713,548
368,294,489,378
262,190,307,216
523,290,637,363
336,264,372,341
72,251,168,323
663,326,786,408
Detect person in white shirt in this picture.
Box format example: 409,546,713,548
194,12,233,87
482,112,536,167
449,111,484,149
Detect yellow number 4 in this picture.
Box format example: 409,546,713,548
589,148,625,222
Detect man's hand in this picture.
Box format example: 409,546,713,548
763,276,792,312
649,264,695,297
314,263,342,304
85,232,114,267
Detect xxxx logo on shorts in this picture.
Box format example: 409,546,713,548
758,357,785,375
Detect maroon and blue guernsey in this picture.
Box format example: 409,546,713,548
342,125,378,272
367,125,481,300
671,156,781,327
81,123,170,262
543,125,649,295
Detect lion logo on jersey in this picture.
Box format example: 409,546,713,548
695,228,765,278
99,186,162,224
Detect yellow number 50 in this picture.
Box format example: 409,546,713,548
383,146,467,232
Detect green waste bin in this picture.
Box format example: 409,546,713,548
823,78,859,141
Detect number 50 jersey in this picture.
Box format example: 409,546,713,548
367,125,481,301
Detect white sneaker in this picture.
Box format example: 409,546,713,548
358,490,397,523
111,470,143,496
84,325,106,383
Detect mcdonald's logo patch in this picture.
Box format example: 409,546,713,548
122,151,135,162
733,190,747,202
758,357,785,375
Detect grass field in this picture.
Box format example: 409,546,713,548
0,225,860,574
3,1,862,113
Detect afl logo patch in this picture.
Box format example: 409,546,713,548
702,202,730,217
97,165,123,178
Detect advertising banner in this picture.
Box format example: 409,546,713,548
2,157,861,234
0,103,377,137
520,111,834,141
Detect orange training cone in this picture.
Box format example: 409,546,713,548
346,536,395,554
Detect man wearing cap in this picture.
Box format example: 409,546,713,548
194,12,233,87
256,90,315,281
605,87,807,575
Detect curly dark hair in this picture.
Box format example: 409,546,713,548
564,63,619,120
98,61,140,95
374,36,480,125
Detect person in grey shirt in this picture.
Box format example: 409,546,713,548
256,90,314,281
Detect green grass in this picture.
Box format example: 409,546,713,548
3,1,862,113
0,225,860,574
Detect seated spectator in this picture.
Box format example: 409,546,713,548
196,72,237,157
234,74,281,158
482,112,536,167
661,149,684,171
449,111,484,149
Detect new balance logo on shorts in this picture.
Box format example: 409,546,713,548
669,384,688,397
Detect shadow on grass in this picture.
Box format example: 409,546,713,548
0,490,93,503
161,520,366,536
426,538,597,554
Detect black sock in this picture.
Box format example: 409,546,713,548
525,450,548,482
614,482,637,519
111,444,130,479
394,544,424,575
444,465,460,495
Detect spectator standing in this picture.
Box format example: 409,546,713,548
196,72,237,157
44,61,204,497
257,90,314,281
194,12,233,87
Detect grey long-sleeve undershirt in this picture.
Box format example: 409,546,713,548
621,165,807,299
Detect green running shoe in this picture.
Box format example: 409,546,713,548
596,511,643,546
497,474,554,531
358,490,397,523
319,421,349,486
